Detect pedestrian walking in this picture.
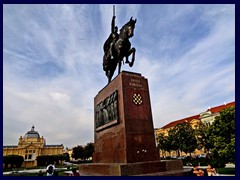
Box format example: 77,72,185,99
46,165,54,176
207,164,219,176
69,168,80,176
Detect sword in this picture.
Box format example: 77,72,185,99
113,5,115,17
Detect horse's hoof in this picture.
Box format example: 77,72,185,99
129,62,133,67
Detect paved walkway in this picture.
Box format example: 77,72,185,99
4,165,235,176
3,167,67,175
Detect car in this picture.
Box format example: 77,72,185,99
164,156,171,160
11,170,19,174
177,156,186,159
198,154,206,158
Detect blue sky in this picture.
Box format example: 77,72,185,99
3,4,235,148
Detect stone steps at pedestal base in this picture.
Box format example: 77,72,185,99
79,160,189,176
134,169,191,176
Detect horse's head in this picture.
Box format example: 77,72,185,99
120,17,137,38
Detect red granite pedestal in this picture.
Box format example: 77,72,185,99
79,71,184,176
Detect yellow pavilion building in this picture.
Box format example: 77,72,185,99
3,126,64,168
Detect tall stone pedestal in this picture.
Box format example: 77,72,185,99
79,71,184,176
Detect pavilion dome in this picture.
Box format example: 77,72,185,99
23,125,40,138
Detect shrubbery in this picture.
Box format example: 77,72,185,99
3,155,24,168
182,157,226,168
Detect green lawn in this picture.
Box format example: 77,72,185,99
216,168,235,175
3,165,74,176
4,169,68,176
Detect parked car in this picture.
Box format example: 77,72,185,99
177,156,186,159
165,156,171,160
198,154,206,158
186,162,192,166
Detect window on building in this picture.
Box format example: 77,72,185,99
25,149,35,161
28,154,32,159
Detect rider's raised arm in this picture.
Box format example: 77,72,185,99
111,16,116,33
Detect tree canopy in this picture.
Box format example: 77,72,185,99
171,122,198,155
72,142,94,160
3,155,24,168
157,122,197,156
207,106,235,163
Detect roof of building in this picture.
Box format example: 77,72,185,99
44,144,64,147
207,101,235,113
161,114,200,129
160,101,235,129
24,125,40,138
3,145,18,148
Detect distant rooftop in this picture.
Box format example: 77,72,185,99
207,101,235,113
44,144,63,147
161,114,200,129
3,145,18,148
160,101,235,129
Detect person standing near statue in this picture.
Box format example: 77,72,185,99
69,168,80,176
46,165,54,176
206,164,218,176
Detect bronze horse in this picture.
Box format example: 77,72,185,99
103,17,137,84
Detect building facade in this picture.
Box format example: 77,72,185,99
3,126,64,168
200,101,235,125
155,101,235,158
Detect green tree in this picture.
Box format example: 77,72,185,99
207,106,235,164
83,142,94,160
56,154,66,165
167,128,180,156
195,121,210,152
156,133,171,158
3,155,24,168
72,145,85,160
156,122,197,157
171,122,198,156
36,154,63,166
63,152,70,162
37,155,46,166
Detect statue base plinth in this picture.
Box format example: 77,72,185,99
79,71,188,176
79,160,188,176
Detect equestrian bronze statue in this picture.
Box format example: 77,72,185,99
103,16,137,84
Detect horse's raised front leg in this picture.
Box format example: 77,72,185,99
127,47,136,67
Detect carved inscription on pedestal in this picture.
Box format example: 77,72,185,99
95,90,119,131
129,78,142,88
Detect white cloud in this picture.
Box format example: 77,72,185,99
49,92,70,102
